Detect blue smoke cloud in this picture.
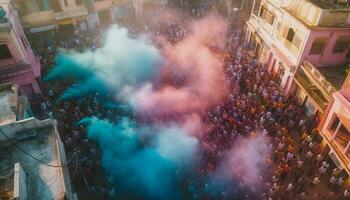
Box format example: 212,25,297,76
45,26,161,100
46,24,263,199
79,117,198,199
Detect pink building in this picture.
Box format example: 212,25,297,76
247,0,350,181
246,0,350,94
0,0,41,96
317,73,350,182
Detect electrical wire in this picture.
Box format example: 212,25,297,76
0,171,14,180
0,128,75,168
70,153,79,182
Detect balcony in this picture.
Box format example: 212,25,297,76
0,22,10,32
0,62,32,83
22,10,55,27
54,7,88,21
94,0,113,11
301,61,339,95
294,72,329,111
293,61,338,112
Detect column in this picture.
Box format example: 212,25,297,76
332,121,342,139
344,141,350,154
344,140,350,154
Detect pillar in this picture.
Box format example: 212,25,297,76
345,140,350,154
333,121,342,139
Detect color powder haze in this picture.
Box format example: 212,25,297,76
47,14,272,199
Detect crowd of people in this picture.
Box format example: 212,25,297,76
26,15,350,200
197,27,350,199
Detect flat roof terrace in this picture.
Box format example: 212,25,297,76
310,0,350,10
0,83,17,126
0,122,66,200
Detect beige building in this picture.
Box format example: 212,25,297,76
0,82,75,199
0,117,75,200
246,0,350,96
12,0,168,33
13,0,91,33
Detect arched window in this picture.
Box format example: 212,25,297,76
286,28,295,43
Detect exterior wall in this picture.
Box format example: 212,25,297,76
319,92,350,174
13,0,89,30
246,0,350,95
286,0,350,27
55,0,88,23
322,93,350,131
0,2,41,95
94,0,114,12
276,9,310,65
301,29,350,67
287,0,322,26
22,10,56,27
245,0,311,93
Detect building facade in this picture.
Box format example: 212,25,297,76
245,0,350,95
0,0,41,96
12,0,168,33
13,0,92,33
0,117,75,199
246,0,350,182
317,73,350,181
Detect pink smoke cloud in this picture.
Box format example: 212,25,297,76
218,133,273,187
130,14,228,118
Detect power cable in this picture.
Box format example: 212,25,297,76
0,128,75,168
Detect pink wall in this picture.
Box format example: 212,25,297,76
0,9,42,95
301,29,350,67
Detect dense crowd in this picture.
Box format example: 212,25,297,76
27,19,350,200
198,27,350,199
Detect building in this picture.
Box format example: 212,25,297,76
12,0,168,34
293,60,349,119
93,0,135,27
0,117,75,200
0,0,41,96
133,0,167,18
0,83,30,126
13,0,92,33
0,83,74,200
245,0,350,94
0,86,75,200
317,72,350,182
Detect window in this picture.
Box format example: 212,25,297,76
346,49,350,59
19,2,28,15
259,6,275,25
38,0,51,11
286,28,295,43
309,38,327,55
0,44,12,59
75,0,83,5
333,36,350,53
51,0,62,12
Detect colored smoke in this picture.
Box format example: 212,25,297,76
126,14,228,117
215,133,272,187
80,117,198,199
45,26,161,100
47,13,273,199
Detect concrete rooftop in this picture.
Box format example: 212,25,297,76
0,119,68,200
0,83,17,126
